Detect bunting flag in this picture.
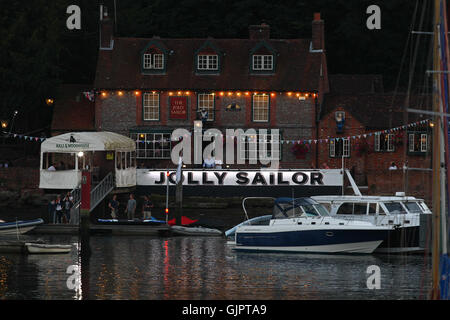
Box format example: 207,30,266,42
83,91,95,102
2,119,430,146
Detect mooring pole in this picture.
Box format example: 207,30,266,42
176,181,183,226
79,170,91,300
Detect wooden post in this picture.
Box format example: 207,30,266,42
79,170,91,300
176,181,183,226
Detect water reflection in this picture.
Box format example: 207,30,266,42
0,235,432,300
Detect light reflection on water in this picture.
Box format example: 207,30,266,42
0,235,432,300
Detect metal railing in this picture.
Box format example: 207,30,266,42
90,172,115,211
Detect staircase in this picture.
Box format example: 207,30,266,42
69,172,115,224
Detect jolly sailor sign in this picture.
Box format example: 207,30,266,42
137,169,343,187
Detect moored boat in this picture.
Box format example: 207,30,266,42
311,193,432,253
25,243,72,254
170,225,223,236
231,197,393,254
0,219,44,236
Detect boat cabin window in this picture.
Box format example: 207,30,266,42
404,202,422,213
384,202,407,214
368,203,377,215
336,203,353,215
418,201,430,213
336,202,367,215
353,203,367,215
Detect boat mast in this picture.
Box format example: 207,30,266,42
431,0,442,300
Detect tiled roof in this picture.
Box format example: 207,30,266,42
94,37,324,92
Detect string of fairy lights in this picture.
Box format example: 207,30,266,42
1,119,431,146
97,89,318,99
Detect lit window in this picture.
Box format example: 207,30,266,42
143,53,164,70
252,55,273,71
375,133,394,152
329,138,350,158
408,132,428,153
197,55,218,70
239,131,280,161
252,94,269,122
198,93,215,121
143,92,159,121
131,133,172,159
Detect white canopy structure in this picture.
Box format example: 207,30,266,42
41,132,135,153
40,132,136,189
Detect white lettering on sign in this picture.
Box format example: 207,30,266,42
137,169,343,187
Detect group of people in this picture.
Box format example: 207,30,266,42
48,192,74,224
108,194,154,221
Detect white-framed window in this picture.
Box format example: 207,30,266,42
252,94,269,122
329,138,350,158
197,93,215,121
197,54,218,70
252,55,273,70
143,53,164,70
408,132,429,153
239,132,281,161
375,133,394,152
131,133,172,159
143,92,159,121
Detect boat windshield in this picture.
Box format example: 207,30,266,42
384,202,407,214
273,199,330,218
403,202,422,214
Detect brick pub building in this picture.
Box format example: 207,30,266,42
92,12,329,169
51,10,432,200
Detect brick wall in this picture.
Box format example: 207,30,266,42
0,167,41,193
96,91,318,168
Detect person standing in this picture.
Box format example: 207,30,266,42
108,194,119,219
55,196,63,224
63,192,73,224
125,194,137,221
142,195,154,220
48,198,56,224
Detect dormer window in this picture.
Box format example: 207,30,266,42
141,40,168,74
143,53,164,70
252,55,273,71
197,54,218,70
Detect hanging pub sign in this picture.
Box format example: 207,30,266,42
137,169,343,187
169,96,188,119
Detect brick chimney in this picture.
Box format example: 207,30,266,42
249,23,270,40
312,13,324,51
100,5,114,50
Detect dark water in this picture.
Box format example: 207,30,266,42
0,234,433,300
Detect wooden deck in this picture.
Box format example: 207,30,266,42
30,223,171,236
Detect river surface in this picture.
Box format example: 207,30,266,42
0,234,432,300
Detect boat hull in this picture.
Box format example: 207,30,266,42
375,226,421,253
0,219,44,236
235,228,389,254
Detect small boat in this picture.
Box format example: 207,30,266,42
311,193,432,253
0,219,44,236
97,217,166,225
231,197,393,254
170,225,223,236
25,243,72,254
